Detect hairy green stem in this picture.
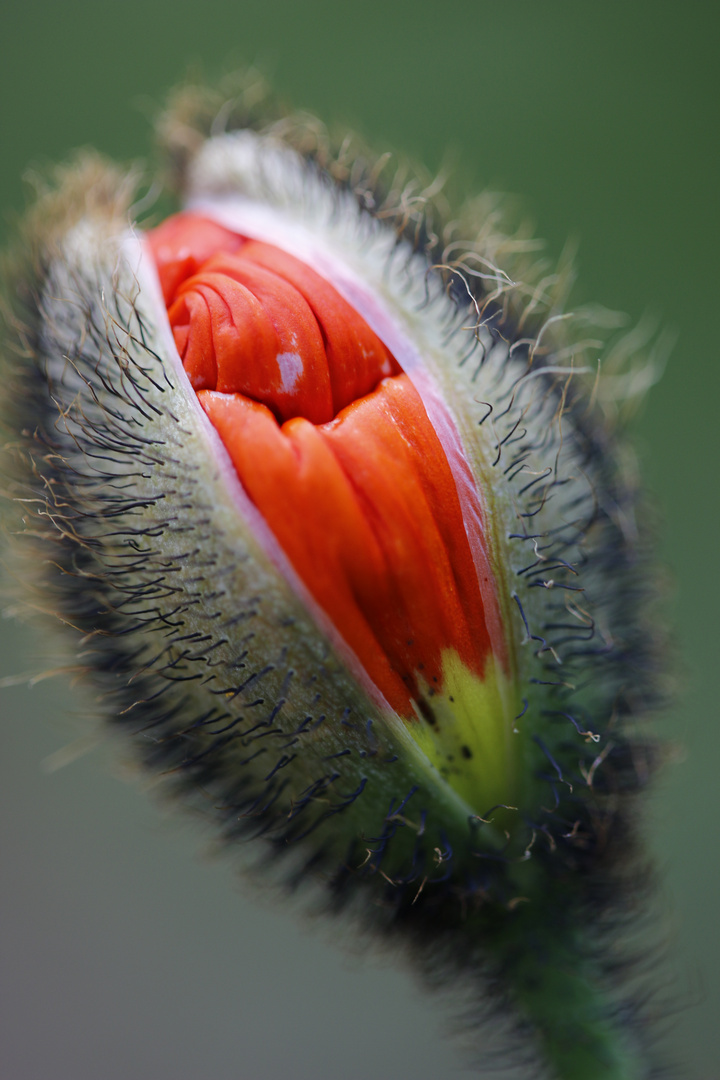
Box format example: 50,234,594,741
472,900,647,1080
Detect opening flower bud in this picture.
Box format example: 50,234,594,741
1,85,664,1080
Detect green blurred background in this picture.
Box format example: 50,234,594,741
1,2,717,1077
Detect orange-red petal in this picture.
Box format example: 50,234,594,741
199,376,493,715
148,212,243,303
238,239,400,413
149,212,496,718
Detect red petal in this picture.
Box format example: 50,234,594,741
201,253,333,424
148,213,243,304
198,377,492,715
231,240,400,414
151,212,497,718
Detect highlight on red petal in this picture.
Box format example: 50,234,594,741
148,211,504,725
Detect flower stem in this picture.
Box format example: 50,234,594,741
474,899,648,1080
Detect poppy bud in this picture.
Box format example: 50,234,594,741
1,83,663,1079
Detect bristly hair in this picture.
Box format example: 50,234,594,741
0,71,672,1079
